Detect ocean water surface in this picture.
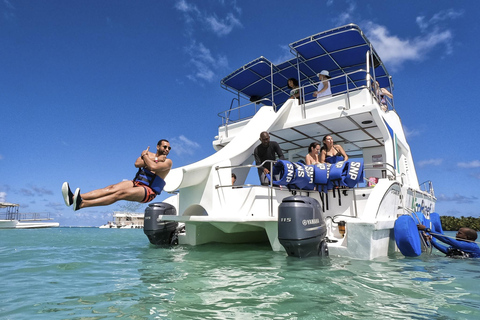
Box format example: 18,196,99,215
1,228,479,319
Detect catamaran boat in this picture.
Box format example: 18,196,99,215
0,202,59,229
99,211,145,229
143,24,436,260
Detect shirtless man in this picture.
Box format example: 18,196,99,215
62,139,172,211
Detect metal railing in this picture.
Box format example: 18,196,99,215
217,68,394,132
419,180,435,197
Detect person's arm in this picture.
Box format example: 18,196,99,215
431,238,449,254
314,80,329,96
135,147,150,168
380,88,393,99
274,142,285,160
305,154,312,165
319,149,326,163
143,156,172,174
336,145,348,161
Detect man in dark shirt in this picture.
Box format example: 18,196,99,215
254,132,285,185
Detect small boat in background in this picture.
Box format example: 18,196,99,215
0,202,59,229
99,211,144,229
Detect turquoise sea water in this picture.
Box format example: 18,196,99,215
1,228,479,320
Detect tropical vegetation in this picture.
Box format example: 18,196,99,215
440,216,480,231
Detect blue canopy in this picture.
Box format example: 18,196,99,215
220,24,391,107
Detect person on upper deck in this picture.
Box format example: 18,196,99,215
287,78,300,101
305,142,321,165
418,224,480,258
254,132,285,185
313,70,332,100
320,135,348,164
374,80,393,112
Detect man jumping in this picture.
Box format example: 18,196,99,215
62,139,172,211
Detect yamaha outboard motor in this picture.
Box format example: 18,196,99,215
278,196,328,258
144,202,179,245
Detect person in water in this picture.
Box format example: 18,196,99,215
319,135,348,164
62,139,172,211
305,142,321,165
254,131,285,185
418,224,480,258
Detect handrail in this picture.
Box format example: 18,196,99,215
217,98,277,127
419,180,435,197
217,67,395,128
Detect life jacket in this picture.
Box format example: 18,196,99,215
133,168,165,195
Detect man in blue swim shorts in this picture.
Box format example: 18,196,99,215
62,139,172,211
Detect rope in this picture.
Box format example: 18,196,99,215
425,231,480,245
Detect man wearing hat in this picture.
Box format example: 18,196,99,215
313,70,332,100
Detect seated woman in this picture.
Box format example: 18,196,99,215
287,78,300,101
305,142,321,165
320,135,348,164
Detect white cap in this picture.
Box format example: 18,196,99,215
318,70,330,78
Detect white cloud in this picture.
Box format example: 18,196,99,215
457,160,480,168
416,9,464,32
417,159,443,168
185,41,228,82
364,22,452,71
0,192,6,202
169,135,201,156
437,193,478,204
403,125,421,139
205,13,242,36
174,0,242,37
332,0,356,26
272,45,293,65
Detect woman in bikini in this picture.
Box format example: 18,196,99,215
305,142,321,165
319,135,348,164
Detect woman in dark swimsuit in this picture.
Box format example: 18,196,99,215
320,135,348,164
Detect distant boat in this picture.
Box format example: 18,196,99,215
99,211,144,229
0,202,59,229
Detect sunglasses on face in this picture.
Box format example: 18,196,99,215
162,145,172,150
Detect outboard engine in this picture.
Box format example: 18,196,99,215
143,202,179,245
278,196,328,258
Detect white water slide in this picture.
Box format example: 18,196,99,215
164,100,295,195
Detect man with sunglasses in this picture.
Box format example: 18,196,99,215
62,139,172,211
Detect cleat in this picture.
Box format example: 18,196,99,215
73,188,82,211
62,182,74,206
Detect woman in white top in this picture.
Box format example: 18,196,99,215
313,70,332,100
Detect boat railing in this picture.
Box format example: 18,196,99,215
217,98,277,127
217,68,393,131
419,180,435,197
297,69,368,109
0,211,55,221
215,160,398,217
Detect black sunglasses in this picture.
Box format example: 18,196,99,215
162,145,172,150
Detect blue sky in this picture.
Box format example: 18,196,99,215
1,0,479,226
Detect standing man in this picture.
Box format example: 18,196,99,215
62,139,172,211
254,132,285,185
